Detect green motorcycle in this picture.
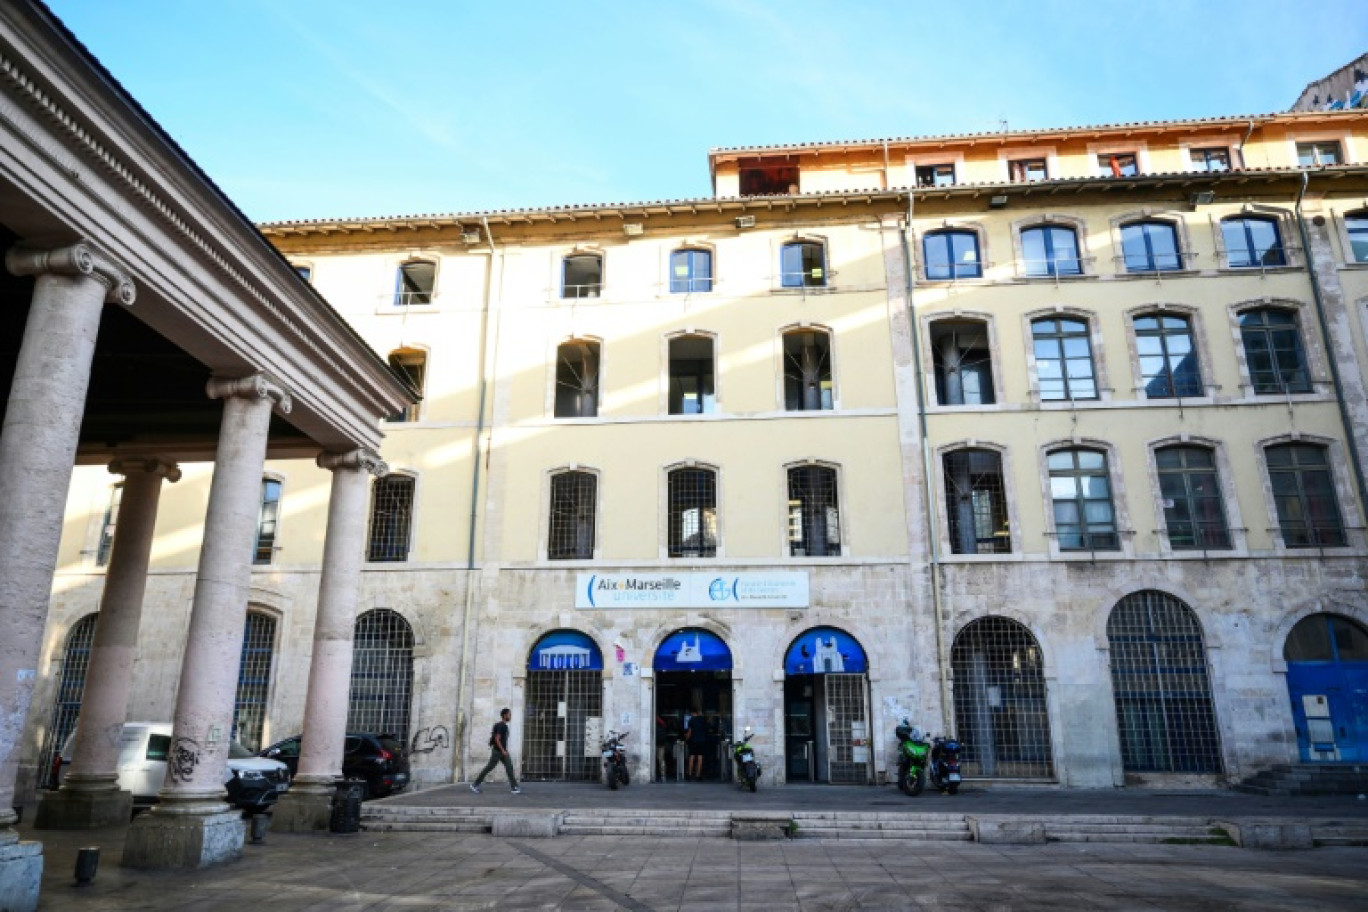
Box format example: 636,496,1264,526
894,720,930,797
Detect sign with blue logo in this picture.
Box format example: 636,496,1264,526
576,572,808,609
653,629,732,672
784,627,868,675
528,630,603,671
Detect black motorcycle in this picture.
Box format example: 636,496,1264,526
927,736,963,795
602,730,630,790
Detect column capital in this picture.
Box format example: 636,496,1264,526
206,373,292,415
108,456,182,483
317,447,388,476
5,241,136,306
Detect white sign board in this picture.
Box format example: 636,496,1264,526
576,572,809,609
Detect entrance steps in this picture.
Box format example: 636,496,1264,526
1233,764,1368,796
560,808,732,837
790,811,969,841
361,805,491,833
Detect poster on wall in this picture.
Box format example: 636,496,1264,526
652,629,732,672
783,627,869,675
527,630,604,671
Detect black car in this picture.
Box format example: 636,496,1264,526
260,733,410,798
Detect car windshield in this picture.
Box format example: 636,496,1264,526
228,741,254,759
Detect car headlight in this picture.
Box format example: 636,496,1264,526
235,769,265,781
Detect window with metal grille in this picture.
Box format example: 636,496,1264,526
95,484,122,566
37,614,98,788
930,320,995,405
548,471,597,560
787,466,840,557
670,248,713,293
386,349,425,422
562,254,602,298
523,666,601,781
782,330,833,411
923,230,981,280
1048,448,1119,551
233,611,276,750
668,468,717,557
1240,308,1311,394
951,617,1054,779
1032,318,1097,401
254,479,281,565
1135,314,1203,398
1120,221,1183,272
367,474,415,562
1266,443,1346,548
394,260,435,306
1107,590,1222,773
1156,446,1231,550
944,449,1010,554
668,335,715,415
555,341,600,418
1222,216,1286,268
347,609,414,738
1021,225,1082,277
780,241,825,287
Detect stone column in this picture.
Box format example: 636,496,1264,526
35,458,180,830
0,243,133,912
122,375,290,871
272,448,386,832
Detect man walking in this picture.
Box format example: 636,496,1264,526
470,707,521,794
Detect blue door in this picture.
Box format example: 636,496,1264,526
1284,613,1368,762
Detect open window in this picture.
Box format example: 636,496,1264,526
668,335,715,415
916,163,956,187
782,329,833,411
1008,158,1048,182
787,465,841,557
929,319,995,406
739,159,799,196
562,253,603,298
670,248,713,293
943,449,1010,554
780,241,826,288
394,260,435,306
555,340,600,418
1099,152,1139,177
386,349,425,422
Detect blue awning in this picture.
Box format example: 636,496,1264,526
653,629,731,672
784,627,868,675
528,630,603,671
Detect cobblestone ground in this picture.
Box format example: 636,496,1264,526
23,825,1368,911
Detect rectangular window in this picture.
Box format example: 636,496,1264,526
668,468,717,557
1267,444,1347,547
787,466,841,557
254,479,281,565
386,350,425,422
782,331,833,411
930,320,994,406
1048,449,1119,551
1189,147,1231,172
1008,158,1048,182
668,336,716,415
944,450,1010,554
780,242,825,287
367,475,415,562
915,163,956,187
1156,447,1231,550
95,484,122,566
555,341,600,418
395,261,435,306
1134,315,1203,398
1099,152,1139,177
548,471,597,560
1032,318,1097,400
670,249,713,293
1240,309,1311,394
1297,141,1343,166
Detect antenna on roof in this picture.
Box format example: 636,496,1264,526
999,117,1009,133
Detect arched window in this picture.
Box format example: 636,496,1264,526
1222,216,1286,268
670,248,713,293
943,449,1010,554
386,349,425,422
1134,313,1202,398
394,260,435,306
548,470,597,560
668,335,715,415
951,617,1053,779
1107,591,1222,773
1031,318,1096,400
38,614,98,788
562,253,603,298
347,609,415,739
1346,211,1368,263
787,465,840,557
1120,221,1182,272
254,478,282,565
367,474,415,562
1239,308,1310,394
667,467,717,557
555,340,600,418
1265,443,1346,548
923,230,981,280
782,329,833,411
780,241,826,287
1021,225,1081,277
1047,448,1119,551
929,319,995,405
233,611,277,750
1155,446,1231,550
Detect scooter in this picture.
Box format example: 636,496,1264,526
730,727,761,792
894,720,930,797
927,735,963,795
602,730,630,790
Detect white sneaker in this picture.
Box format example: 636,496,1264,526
469,783,481,794
510,787,522,794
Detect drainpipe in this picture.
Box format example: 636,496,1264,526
898,192,953,734
453,217,502,782
1236,120,1256,169
882,141,891,190
1294,171,1368,514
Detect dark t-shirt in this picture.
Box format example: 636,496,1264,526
489,720,509,750
686,715,707,750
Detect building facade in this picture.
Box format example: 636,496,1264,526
21,110,1368,805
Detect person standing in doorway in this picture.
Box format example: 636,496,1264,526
470,707,521,794
686,708,708,780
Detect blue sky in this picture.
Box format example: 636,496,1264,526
47,0,1368,223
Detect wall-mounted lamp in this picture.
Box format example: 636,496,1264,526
988,195,1009,209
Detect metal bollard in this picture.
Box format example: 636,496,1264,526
74,846,99,886
249,813,270,844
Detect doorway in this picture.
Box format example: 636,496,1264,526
1284,613,1368,762
653,629,732,781
783,627,872,784
523,630,602,781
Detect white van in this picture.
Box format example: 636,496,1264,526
57,722,290,812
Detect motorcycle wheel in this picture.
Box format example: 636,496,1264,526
607,765,618,790
617,763,630,787
745,761,758,792
896,763,909,795
947,782,959,795
904,768,925,797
